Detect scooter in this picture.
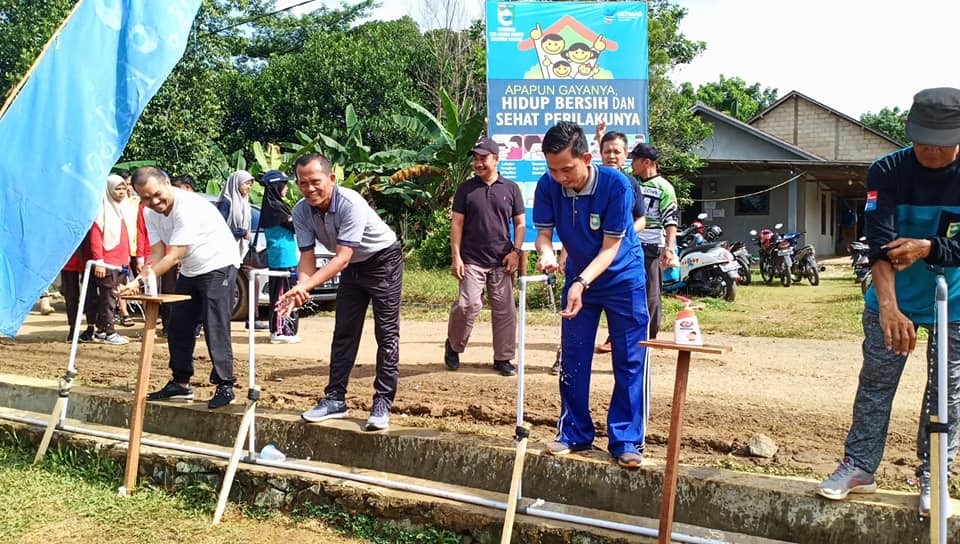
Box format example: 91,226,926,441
784,231,824,286
663,213,740,301
724,240,752,285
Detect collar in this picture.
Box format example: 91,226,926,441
562,164,598,197
310,186,340,215
472,173,504,186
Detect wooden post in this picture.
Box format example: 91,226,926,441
119,294,190,496
640,340,731,544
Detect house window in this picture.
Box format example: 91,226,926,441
734,185,769,215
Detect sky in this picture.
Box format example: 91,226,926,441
281,0,960,118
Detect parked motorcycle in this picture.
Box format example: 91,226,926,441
783,231,823,286
663,213,740,301
848,237,871,294
751,223,794,287
724,240,752,285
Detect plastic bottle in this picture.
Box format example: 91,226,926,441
143,266,158,297
674,295,702,346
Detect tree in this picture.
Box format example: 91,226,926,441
0,0,76,101
860,106,907,145
681,75,779,122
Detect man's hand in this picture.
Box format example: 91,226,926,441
560,282,584,318
451,255,465,280
537,252,559,273
883,238,932,271
94,265,106,279
502,251,521,274
118,280,141,297
879,306,916,355
661,248,678,267
558,250,567,276
276,284,311,318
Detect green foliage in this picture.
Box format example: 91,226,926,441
861,106,908,146
292,502,460,544
0,0,76,100
681,75,779,121
415,209,453,269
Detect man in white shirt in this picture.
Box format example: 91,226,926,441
125,167,241,409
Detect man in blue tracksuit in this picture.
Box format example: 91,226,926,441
533,121,649,469
817,87,960,516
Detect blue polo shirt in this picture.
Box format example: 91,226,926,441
533,164,645,291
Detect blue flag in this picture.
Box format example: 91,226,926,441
0,0,201,336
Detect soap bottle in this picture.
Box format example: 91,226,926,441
143,266,158,297
674,296,702,346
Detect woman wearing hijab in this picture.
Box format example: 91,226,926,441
259,169,301,343
216,170,254,256
84,174,132,345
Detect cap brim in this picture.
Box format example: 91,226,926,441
470,148,495,156
906,122,960,146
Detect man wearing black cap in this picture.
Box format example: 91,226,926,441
628,143,679,339
443,137,526,376
818,88,960,516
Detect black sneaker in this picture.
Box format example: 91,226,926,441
78,327,95,343
444,339,460,370
494,360,516,377
147,381,194,401
208,383,235,409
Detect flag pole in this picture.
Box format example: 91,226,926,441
0,0,85,120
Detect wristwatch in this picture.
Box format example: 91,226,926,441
571,276,590,290
512,246,523,256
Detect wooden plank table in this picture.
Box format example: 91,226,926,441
118,294,190,496
640,339,732,544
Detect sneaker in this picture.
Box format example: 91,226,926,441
147,381,194,401
493,360,516,377
94,331,107,342
365,397,390,431
444,339,460,370
207,383,235,409
102,332,129,345
617,451,643,469
550,347,561,375
78,328,95,343
596,341,612,353
816,457,877,500
245,320,269,331
919,472,931,517
270,334,302,344
302,397,348,422
545,441,572,456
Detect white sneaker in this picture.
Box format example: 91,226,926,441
102,332,130,345
270,334,302,344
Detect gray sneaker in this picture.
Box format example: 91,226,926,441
102,332,129,345
817,457,877,500
919,472,931,517
365,397,390,431
301,398,348,423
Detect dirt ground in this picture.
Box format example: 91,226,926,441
0,306,935,488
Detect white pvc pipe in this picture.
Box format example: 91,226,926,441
0,411,727,543
934,273,950,543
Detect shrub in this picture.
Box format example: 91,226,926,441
416,209,452,269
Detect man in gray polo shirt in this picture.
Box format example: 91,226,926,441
277,153,402,431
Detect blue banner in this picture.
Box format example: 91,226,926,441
485,1,649,245
0,0,201,336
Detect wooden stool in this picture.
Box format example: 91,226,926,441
641,339,732,544
118,294,190,495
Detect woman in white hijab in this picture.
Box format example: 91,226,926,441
84,174,132,345
216,170,254,256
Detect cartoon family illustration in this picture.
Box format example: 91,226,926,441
524,17,612,80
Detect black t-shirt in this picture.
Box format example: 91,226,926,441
452,175,525,268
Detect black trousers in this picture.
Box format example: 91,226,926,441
325,242,402,404
167,265,237,385
643,244,663,339
61,270,96,334
159,267,178,332
94,269,121,334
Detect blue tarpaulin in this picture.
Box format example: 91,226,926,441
0,0,201,336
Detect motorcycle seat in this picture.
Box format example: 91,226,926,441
679,242,721,259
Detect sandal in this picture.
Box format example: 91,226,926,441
119,315,135,327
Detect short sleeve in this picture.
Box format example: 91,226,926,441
292,200,315,251
602,173,631,238
511,182,526,217
532,175,555,230
334,196,364,248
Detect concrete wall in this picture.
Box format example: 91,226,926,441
752,96,899,161
694,172,793,244
800,182,836,256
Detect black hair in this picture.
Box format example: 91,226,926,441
172,174,196,188
115,169,131,180
294,153,332,174
542,121,589,157
561,43,599,61
130,166,169,188
542,33,564,44
600,131,628,151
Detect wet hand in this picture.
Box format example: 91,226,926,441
538,253,559,273
276,285,310,318
560,283,584,318
879,307,916,355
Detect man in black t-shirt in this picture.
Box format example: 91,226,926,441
444,138,526,376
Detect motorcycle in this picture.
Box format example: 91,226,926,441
783,231,823,286
848,237,871,294
751,223,794,287
663,213,740,301
724,240,752,285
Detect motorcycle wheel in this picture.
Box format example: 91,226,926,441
760,258,774,284
738,261,751,285
723,276,737,302
780,263,792,287
806,257,820,286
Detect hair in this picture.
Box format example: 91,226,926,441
542,33,563,44
130,166,170,188
172,174,196,188
561,43,599,61
542,121,589,157
600,131,628,151
294,153,332,175
115,169,130,181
